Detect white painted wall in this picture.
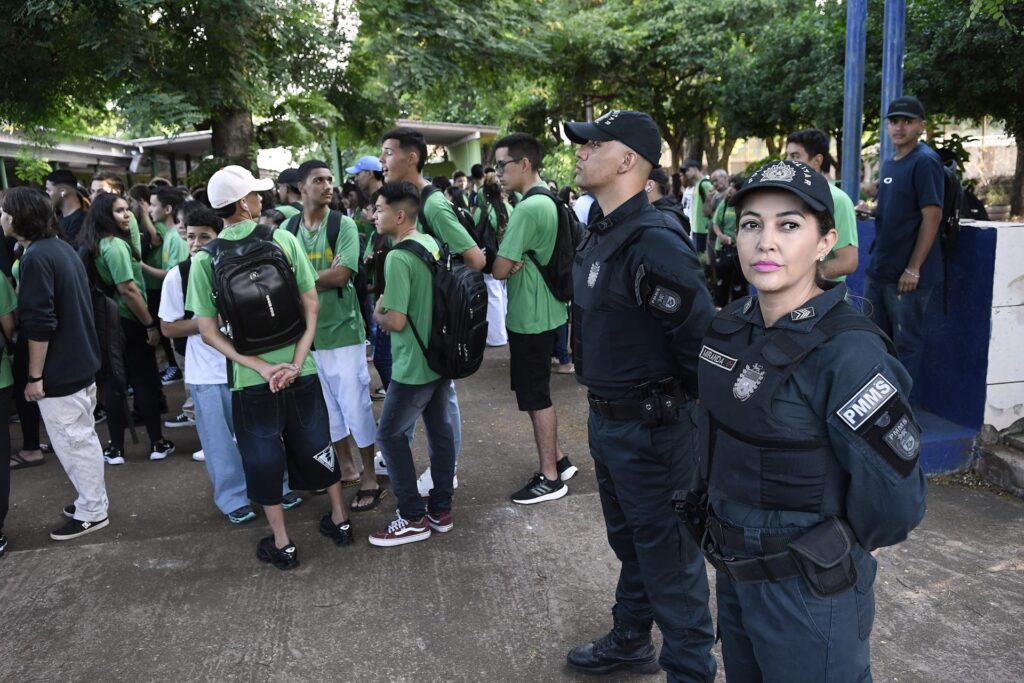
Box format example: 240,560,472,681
984,221,1024,430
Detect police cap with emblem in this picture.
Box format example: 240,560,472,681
730,159,835,217
564,110,663,167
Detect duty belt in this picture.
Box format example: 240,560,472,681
703,518,803,583
587,378,689,425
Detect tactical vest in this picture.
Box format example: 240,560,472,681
698,299,895,516
571,210,692,398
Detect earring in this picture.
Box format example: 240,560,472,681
818,254,826,262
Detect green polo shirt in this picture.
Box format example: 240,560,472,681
295,212,365,350
713,200,738,250
691,178,713,235
418,189,477,255
381,232,441,385
496,183,568,334
96,236,147,320
827,183,860,282
186,220,319,390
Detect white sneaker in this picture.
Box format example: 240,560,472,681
374,451,388,476
416,467,458,497
192,450,205,462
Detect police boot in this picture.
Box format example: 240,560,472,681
566,611,661,675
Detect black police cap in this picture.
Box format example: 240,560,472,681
564,110,663,167
277,168,299,185
730,160,835,217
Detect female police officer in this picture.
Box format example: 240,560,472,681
685,160,927,682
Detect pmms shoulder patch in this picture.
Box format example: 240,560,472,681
836,374,897,430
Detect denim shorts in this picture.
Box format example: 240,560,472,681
231,374,340,505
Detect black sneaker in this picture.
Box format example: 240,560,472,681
150,439,176,461
282,492,304,510
556,456,578,482
160,365,183,385
164,412,196,429
0,531,7,557
103,445,125,466
227,506,257,525
318,513,354,546
511,473,568,505
63,503,76,519
50,517,109,541
256,536,299,570
93,407,107,424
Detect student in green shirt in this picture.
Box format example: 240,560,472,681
143,187,190,383
709,175,748,305
378,127,483,494
290,159,382,511
79,193,174,465
785,129,860,282
188,165,352,570
273,168,302,220
368,181,456,547
685,162,714,252
491,133,577,505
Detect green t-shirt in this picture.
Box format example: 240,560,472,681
691,178,713,235
827,183,860,283
0,275,16,389
712,200,738,250
472,201,513,236
275,204,301,220
96,236,147,320
296,212,365,350
418,189,477,255
186,220,319,390
496,183,568,334
128,213,142,257
381,232,441,385
145,222,189,288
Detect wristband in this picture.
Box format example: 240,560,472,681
903,269,920,279
27,376,43,383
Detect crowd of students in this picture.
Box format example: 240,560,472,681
0,124,859,565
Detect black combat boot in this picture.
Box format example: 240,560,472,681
566,610,661,675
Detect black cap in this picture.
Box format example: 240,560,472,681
730,160,835,216
564,110,663,167
277,168,299,185
649,166,669,184
886,96,925,120
45,168,78,186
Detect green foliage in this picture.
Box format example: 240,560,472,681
541,146,578,188
14,149,53,185
742,154,784,177
969,0,1022,33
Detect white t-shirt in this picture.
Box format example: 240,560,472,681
158,263,228,385
682,186,695,222
574,193,595,226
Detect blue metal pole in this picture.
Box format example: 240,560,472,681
841,0,867,203
880,0,906,164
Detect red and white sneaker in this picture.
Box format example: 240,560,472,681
368,514,432,547
426,510,453,533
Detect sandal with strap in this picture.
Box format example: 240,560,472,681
350,487,387,512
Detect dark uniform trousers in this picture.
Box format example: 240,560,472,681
588,404,716,683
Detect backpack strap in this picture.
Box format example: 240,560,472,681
519,187,563,298
284,213,301,235
178,257,193,320
419,185,440,237
252,223,277,241
389,239,437,360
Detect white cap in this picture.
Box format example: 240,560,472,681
207,165,274,209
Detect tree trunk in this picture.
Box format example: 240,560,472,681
686,134,705,167
765,136,780,157
1012,123,1024,217
720,138,737,173
211,108,255,169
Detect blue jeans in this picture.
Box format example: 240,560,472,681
378,379,456,520
373,326,393,389
864,278,934,382
190,383,291,514
553,321,571,365
404,380,462,466
231,375,339,505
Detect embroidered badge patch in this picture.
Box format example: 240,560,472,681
882,415,920,461
732,363,765,401
837,374,897,430
760,161,796,183
313,445,336,472
790,307,815,321
649,286,682,314
587,262,601,288
700,345,738,372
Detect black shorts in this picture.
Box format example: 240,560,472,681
508,329,557,412
232,374,341,505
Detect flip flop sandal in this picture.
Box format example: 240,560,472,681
10,452,45,470
350,488,387,512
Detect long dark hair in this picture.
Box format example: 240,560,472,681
79,192,140,260
481,174,509,238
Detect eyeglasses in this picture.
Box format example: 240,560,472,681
495,158,524,174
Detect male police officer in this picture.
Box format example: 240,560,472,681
563,110,717,682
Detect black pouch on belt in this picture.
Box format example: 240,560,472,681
787,517,859,599
672,489,709,545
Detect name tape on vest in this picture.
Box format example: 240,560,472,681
837,373,897,430
699,345,738,372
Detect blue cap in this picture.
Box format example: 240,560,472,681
345,156,383,175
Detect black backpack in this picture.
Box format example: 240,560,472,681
938,158,964,314
171,258,193,357
201,224,306,356
420,185,498,273
392,239,488,379
521,186,579,303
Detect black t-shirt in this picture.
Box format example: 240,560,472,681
59,209,86,244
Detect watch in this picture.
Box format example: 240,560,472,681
27,375,43,383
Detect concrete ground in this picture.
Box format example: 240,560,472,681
2,345,1022,682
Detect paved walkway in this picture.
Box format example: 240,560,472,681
2,346,1022,682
